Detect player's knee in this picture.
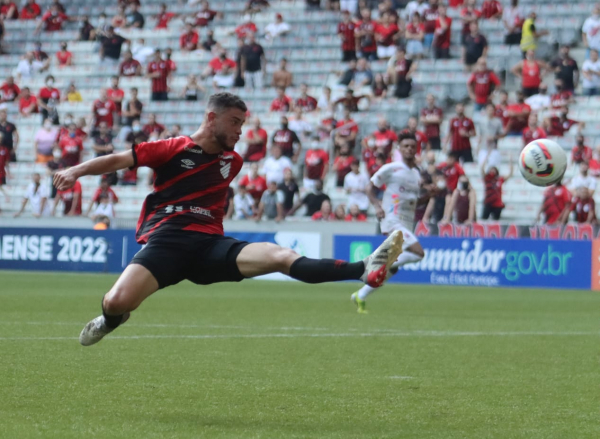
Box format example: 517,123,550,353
268,245,299,272
102,288,139,315
413,248,425,259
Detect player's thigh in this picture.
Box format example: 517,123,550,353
236,242,301,277
394,224,424,257
103,263,160,312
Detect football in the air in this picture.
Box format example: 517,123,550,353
518,139,567,187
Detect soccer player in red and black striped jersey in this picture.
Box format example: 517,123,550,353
54,93,404,347
147,49,171,101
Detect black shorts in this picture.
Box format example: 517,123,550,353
429,137,441,150
522,86,539,97
482,204,503,220
342,50,357,62
453,149,474,163
151,91,169,101
131,231,249,289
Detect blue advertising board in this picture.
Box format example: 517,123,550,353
334,235,592,290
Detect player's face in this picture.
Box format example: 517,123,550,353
399,139,417,161
214,108,246,151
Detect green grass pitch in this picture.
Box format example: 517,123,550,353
1,271,599,439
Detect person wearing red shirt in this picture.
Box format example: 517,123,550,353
238,163,267,204
295,83,318,113
345,204,367,222
19,87,38,117
362,118,397,165
55,42,72,67
53,180,82,216
481,154,513,220
1,0,18,19
444,103,476,163
0,76,19,102
334,109,359,153
180,23,199,51
194,0,218,27
119,51,142,77
571,135,593,165
270,87,293,113
537,182,571,224
437,152,465,192
272,116,302,161
375,11,400,59
243,117,268,162
405,13,425,59
459,0,481,43
37,4,69,32
423,2,439,50
338,10,358,62
85,180,119,216
570,187,596,224
233,17,257,40
92,90,117,128
355,8,378,61
544,107,579,137
495,89,510,128
147,49,171,101
399,116,428,157
205,52,237,77
333,144,355,187
107,75,125,117
142,114,166,140
481,0,502,20
312,200,336,221
0,145,9,190
549,79,574,109
433,5,452,59
505,91,531,135
155,3,176,29
58,124,84,167
304,141,329,189
467,58,501,110
521,113,546,148
163,48,177,75
421,94,443,150
20,0,41,19
38,75,60,124
511,50,550,97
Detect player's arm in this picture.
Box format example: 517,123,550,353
442,191,458,224
13,197,28,217
54,150,134,191
510,61,522,79
51,195,60,216
367,182,384,219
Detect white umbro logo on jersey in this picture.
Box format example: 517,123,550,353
181,159,195,169
220,162,231,179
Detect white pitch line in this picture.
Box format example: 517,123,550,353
0,321,331,331
0,331,598,341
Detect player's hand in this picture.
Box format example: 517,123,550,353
375,206,385,220
54,169,78,191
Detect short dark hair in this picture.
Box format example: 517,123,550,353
207,92,247,114
398,131,417,143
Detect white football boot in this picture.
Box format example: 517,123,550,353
360,230,404,288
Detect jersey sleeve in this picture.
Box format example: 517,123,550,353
132,137,184,170
371,163,394,188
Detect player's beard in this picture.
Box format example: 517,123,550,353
215,131,234,152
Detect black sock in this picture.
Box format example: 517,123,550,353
289,257,365,284
102,301,125,329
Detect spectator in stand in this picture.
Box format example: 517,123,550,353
339,59,357,86
161,124,181,140
90,194,116,221
262,144,293,184
462,22,488,71
386,46,416,99
55,42,73,67
32,41,50,66
19,87,38,117
119,51,142,77
57,123,84,167
522,113,546,149
92,122,114,157
481,0,502,20
333,143,355,187
271,115,301,162
13,173,50,218
375,11,400,60
398,116,428,157
582,4,600,56
405,12,425,59
155,3,176,30
551,45,578,94
92,90,117,130
571,135,593,165
20,0,41,20
525,83,550,112
467,58,500,111
243,117,267,162
317,85,333,112
346,204,367,221
536,181,571,225
371,73,388,99
0,110,17,163
180,74,205,101
311,199,336,221
121,120,147,185
142,113,165,140
505,90,531,135
334,108,358,153
112,6,127,30
38,75,60,125
0,75,18,102
122,87,143,129
240,34,266,89
99,27,128,66
180,23,199,52
550,78,575,110
105,77,124,125
511,49,550,97
349,57,374,88
79,16,95,41
34,118,59,163
233,185,256,220
192,0,220,27
582,49,600,96
480,154,512,220
272,57,293,88
131,38,155,65
270,87,293,112
355,8,378,60
544,107,579,137
421,93,443,150
125,2,144,29
201,29,219,53
363,117,397,163
437,151,465,192
52,176,82,217
442,176,476,224
520,12,548,58
503,0,524,45
147,49,171,101
295,83,318,112
344,158,370,213
334,88,369,112
304,138,329,191
256,180,285,222
569,161,596,196
460,0,481,45
163,48,177,75
14,52,45,82
244,0,270,15
422,0,440,52
279,168,299,217
444,104,476,163
288,107,313,141
204,50,236,79
405,0,429,22
338,9,358,62
570,187,596,224
423,171,450,224
238,163,267,206
264,13,291,42
232,15,257,40
94,13,111,39
433,5,452,60
85,179,119,217
36,4,72,34
590,146,600,177
291,179,330,217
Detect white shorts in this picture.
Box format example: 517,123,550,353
380,220,419,251
377,45,396,59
